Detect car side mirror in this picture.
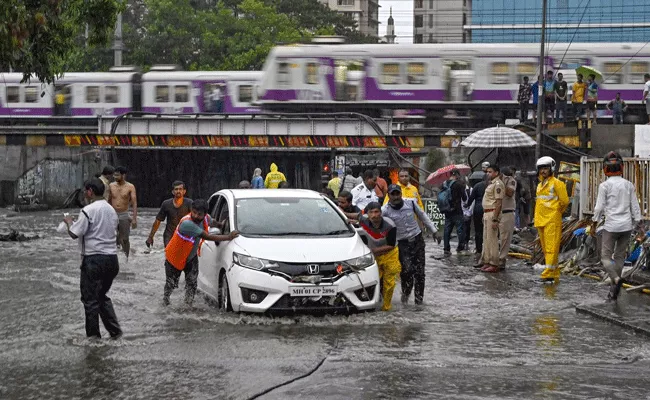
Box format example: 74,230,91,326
208,227,222,236
356,227,369,245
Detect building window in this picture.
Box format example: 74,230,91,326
428,14,433,28
105,86,119,103
305,62,319,85
6,86,20,103
25,86,39,103
414,15,423,28
278,62,290,87
155,85,169,102
415,0,423,8
516,62,536,83
338,0,354,5
239,85,253,103
429,0,434,8
414,34,423,43
629,61,648,84
490,62,511,84
407,63,427,84
381,63,401,84
85,86,100,103
428,34,434,43
603,62,623,84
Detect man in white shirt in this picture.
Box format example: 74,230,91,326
351,169,378,211
592,151,642,301
63,178,122,339
641,74,650,125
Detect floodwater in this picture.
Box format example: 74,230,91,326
1,209,649,400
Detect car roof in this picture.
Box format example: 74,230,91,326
218,189,325,200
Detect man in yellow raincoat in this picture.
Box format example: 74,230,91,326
264,163,287,189
534,156,570,282
359,202,401,311
383,169,424,208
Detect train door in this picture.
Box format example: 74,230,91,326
442,59,473,101
131,74,142,112
334,59,365,101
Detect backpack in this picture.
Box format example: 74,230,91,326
437,180,453,213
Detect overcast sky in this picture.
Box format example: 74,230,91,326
379,0,413,43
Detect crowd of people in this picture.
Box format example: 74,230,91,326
61,152,644,339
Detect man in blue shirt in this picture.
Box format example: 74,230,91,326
531,75,542,123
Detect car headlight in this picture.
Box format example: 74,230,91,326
233,253,278,270
343,252,375,270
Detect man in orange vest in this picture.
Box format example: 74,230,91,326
164,199,238,306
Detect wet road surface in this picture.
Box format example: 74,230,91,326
1,209,649,400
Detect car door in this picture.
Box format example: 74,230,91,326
197,194,225,299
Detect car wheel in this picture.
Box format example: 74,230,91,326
219,271,233,312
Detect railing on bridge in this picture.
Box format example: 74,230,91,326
580,157,650,220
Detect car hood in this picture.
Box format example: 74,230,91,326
230,235,370,263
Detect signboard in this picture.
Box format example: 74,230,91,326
635,125,650,157
422,198,445,233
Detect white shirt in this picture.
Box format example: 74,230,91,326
351,183,379,211
592,176,642,233
644,81,650,99
70,200,119,255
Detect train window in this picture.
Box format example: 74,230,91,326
305,62,319,85
490,62,511,84
86,86,100,103
381,63,401,85
6,86,20,103
238,85,253,103
174,85,189,102
156,85,169,102
557,58,588,70
407,63,427,84
516,62,536,83
278,62,290,87
629,62,648,84
25,86,39,103
105,86,120,103
602,62,623,84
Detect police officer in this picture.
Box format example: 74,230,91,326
479,165,505,273
499,167,518,269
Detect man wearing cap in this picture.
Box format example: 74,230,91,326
498,167,518,269
479,164,505,273
382,184,439,305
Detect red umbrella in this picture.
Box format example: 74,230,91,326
426,164,471,186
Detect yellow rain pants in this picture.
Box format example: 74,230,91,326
376,247,401,311
534,176,569,281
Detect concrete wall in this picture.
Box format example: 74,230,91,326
590,125,636,157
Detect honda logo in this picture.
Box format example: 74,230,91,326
306,264,320,275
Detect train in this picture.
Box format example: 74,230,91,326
1,42,649,122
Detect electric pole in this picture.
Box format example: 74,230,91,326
535,0,548,161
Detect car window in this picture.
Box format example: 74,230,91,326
208,194,221,219
235,197,352,237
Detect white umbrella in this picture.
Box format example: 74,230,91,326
461,126,536,148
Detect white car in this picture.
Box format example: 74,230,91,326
197,189,381,313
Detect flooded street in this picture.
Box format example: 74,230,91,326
2,209,650,400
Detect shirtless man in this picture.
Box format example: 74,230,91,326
108,166,137,258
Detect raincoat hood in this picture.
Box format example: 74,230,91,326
270,163,278,172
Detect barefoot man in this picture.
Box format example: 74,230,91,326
108,166,137,258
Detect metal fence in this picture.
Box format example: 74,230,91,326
580,157,650,220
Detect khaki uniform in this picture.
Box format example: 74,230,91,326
480,176,505,266
499,175,517,266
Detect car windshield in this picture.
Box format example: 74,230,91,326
235,197,352,237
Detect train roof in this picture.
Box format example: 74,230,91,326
266,42,650,59
142,71,263,82
0,72,139,84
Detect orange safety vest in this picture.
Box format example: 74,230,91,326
165,214,209,271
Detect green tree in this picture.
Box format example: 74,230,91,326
1,0,125,82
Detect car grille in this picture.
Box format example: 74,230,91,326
266,261,343,282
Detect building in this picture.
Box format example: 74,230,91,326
413,0,469,43
321,0,380,38
385,7,396,43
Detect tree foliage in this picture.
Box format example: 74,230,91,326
65,0,376,72
1,0,125,82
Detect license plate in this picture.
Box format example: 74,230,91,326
290,285,337,297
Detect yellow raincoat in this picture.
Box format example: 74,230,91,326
376,247,401,311
264,163,286,189
534,176,569,280
382,183,424,209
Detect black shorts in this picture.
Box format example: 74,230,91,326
586,101,597,111
544,97,555,112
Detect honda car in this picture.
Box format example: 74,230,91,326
197,189,380,313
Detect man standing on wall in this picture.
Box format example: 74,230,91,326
572,74,586,121
108,166,137,259
643,74,650,124
146,181,193,248
554,73,568,123
517,76,532,122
